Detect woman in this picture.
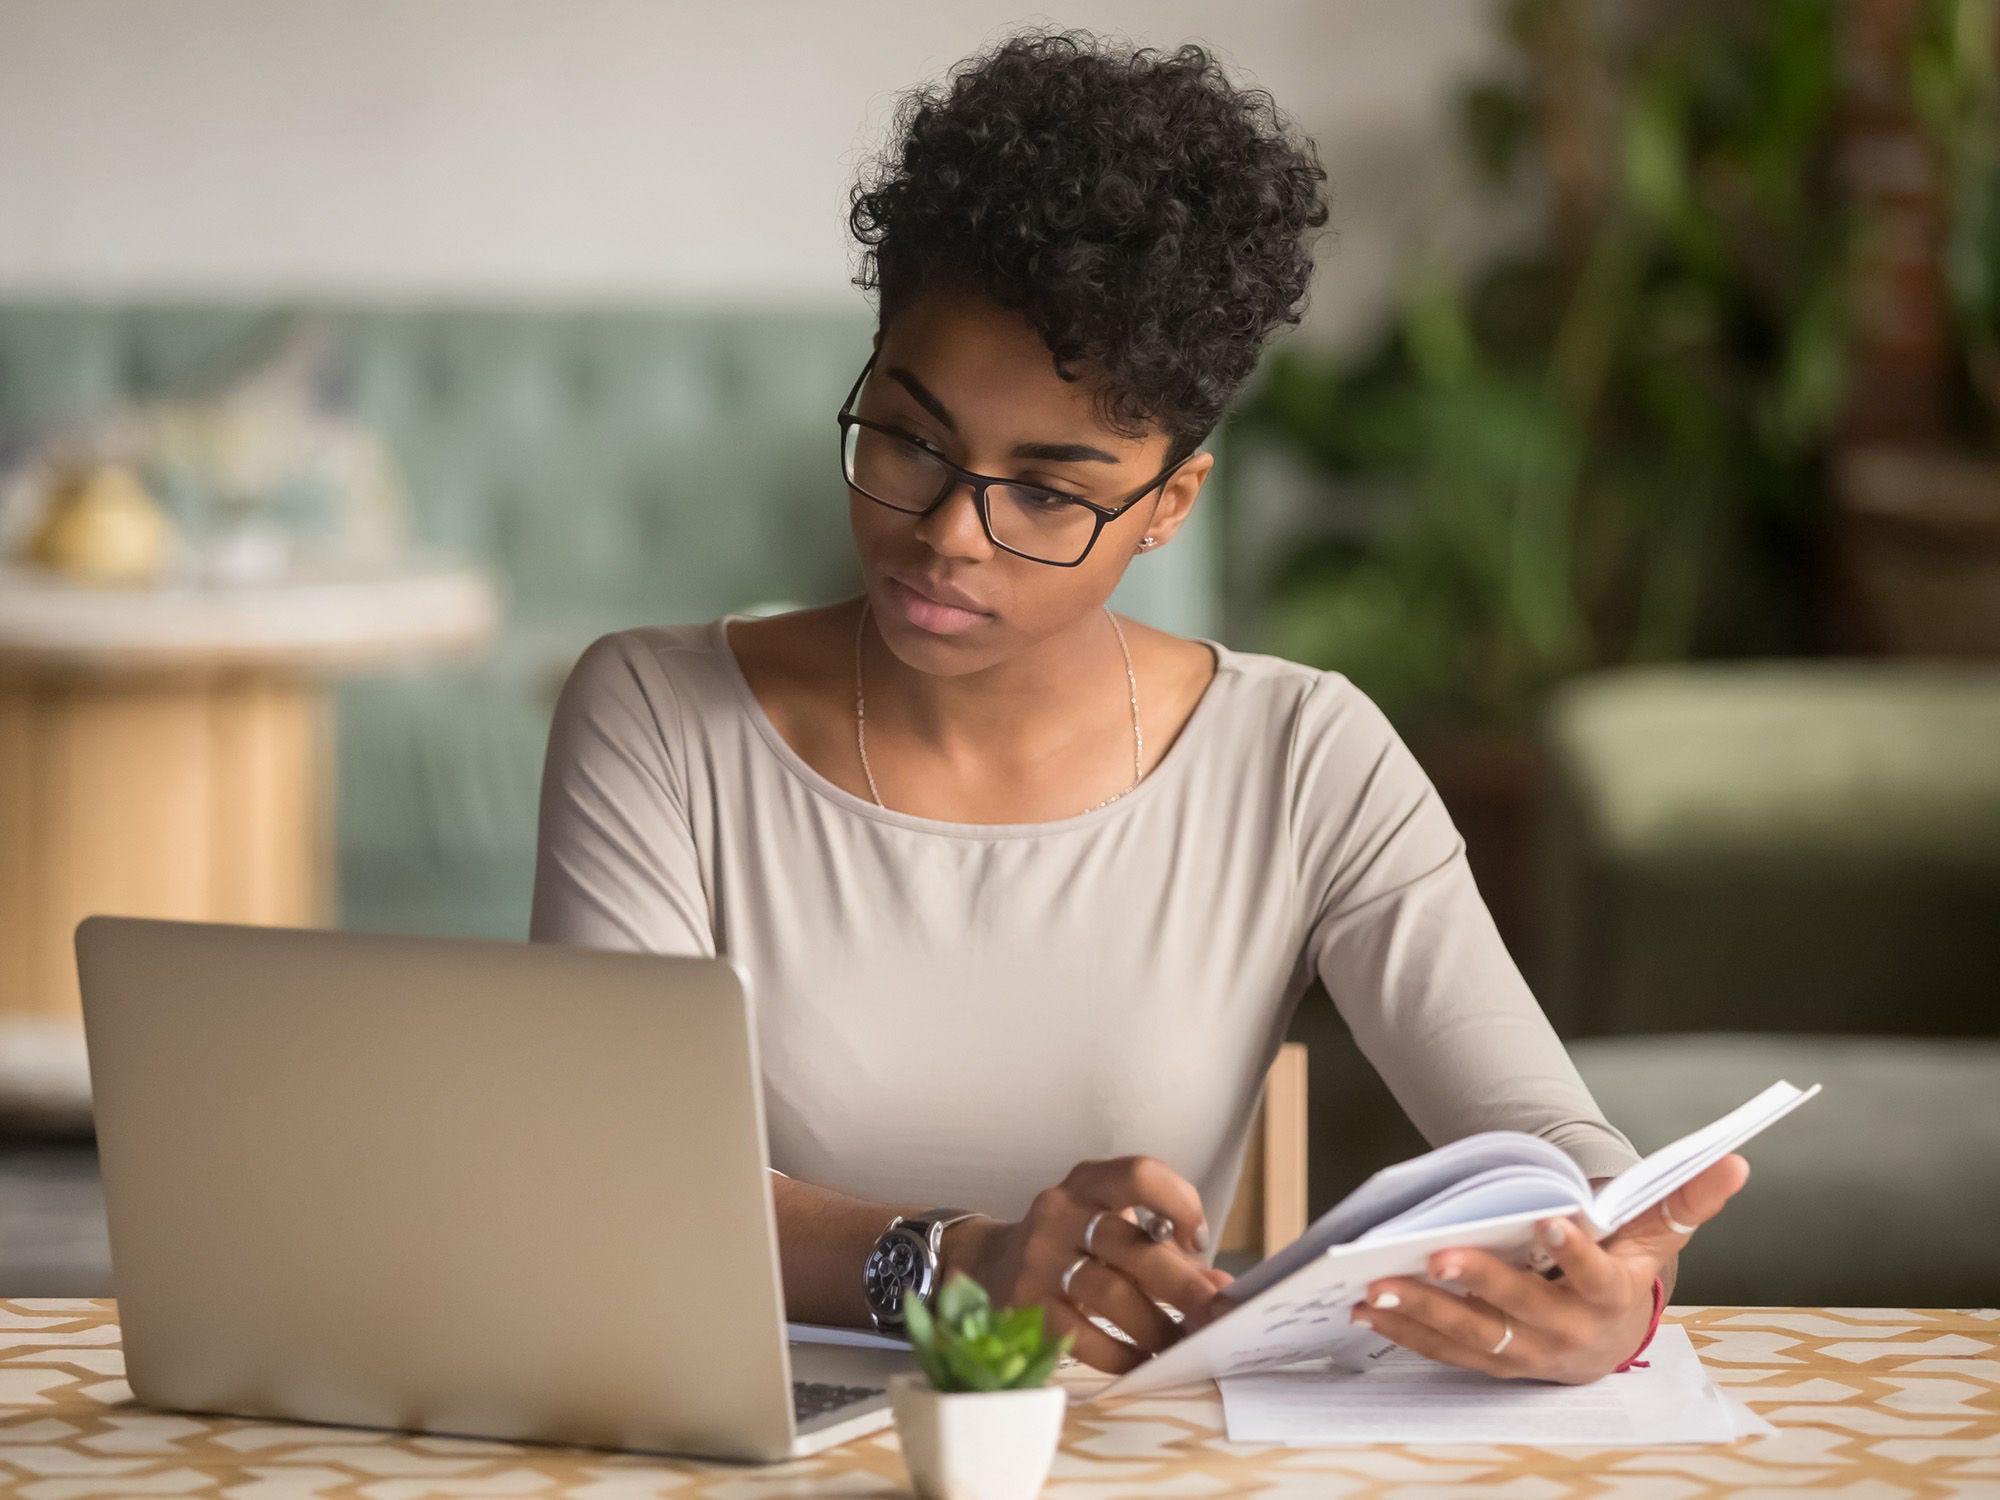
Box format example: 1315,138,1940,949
531,28,1747,1382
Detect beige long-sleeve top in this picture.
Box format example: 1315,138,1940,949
529,614,1641,1230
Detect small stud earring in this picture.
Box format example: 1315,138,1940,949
1138,535,1157,551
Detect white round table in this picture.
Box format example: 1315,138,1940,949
0,554,500,1114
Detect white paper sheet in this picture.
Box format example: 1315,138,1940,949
1219,1326,1776,1446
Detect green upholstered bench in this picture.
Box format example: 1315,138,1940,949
0,302,1224,943
1569,1032,2000,1306
1534,661,2000,1040
1533,662,2000,1305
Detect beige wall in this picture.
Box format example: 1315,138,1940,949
0,0,1508,351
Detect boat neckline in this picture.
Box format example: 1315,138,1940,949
712,609,1235,840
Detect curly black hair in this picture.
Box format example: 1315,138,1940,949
849,27,1331,467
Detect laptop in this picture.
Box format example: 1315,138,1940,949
74,914,916,1461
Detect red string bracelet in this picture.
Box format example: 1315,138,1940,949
1613,1274,1666,1373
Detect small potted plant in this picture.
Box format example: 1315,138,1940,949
891,1273,1074,1500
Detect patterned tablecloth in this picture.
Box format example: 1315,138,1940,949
2,1302,1995,1498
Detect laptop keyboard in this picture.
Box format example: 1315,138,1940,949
793,1380,884,1424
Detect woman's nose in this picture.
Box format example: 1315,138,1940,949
912,477,994,560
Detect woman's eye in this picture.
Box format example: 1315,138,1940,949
887,429,1084,502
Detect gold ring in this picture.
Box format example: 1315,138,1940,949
1662,1206,1698,1235
1489,1317,1514,1356
1084,1210,1113,1256
1061,1254,1091,1300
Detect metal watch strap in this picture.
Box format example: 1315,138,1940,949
914,1209,979,1263
901,1208,980,1285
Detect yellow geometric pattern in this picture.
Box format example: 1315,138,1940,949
3,1301,1996,1497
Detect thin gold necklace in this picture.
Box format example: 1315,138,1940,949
853,597,1143,816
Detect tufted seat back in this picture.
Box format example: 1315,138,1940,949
0,301,1220,939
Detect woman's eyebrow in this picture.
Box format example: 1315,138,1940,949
886,365,1122,464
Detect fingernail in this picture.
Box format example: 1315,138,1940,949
1369,1291,1400,1310
1353,1314,1373,1329
1437,1259,1461,1279
1194,1221,1211,1254
1544,1219,1568,1246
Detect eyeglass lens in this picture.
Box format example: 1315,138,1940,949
842,423,1098,564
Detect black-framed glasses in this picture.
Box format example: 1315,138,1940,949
835,349,1189,567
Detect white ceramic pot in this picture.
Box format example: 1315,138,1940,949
888,1371,1069,1500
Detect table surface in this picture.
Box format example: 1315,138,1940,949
0,555,499,673
2,1302,1995,1498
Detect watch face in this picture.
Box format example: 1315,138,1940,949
864,1225,930,1320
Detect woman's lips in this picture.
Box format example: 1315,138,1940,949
885,574,991,635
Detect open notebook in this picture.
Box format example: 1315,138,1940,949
1094,1078,1822,1401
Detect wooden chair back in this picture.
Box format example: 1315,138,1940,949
1216,1042,1308,1260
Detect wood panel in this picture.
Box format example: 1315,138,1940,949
1219,1041,1309,1260
1259,1040,1309,1253
0,672,328,1023
0,684,43,1013
205,678,329,926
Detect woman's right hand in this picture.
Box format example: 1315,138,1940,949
939,1155,1231,1373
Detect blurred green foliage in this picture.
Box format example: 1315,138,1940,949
1915,0,2000,438
1227,0,1851,734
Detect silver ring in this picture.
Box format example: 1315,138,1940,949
1662,1206,1698,1235
1488,1317,1514,1356
1084,1210,1112,1257
1061,1254,1091,1301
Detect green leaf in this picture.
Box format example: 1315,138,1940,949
944,1338,1005,1391
903,1292,935,1352
936,1273,987,1327
997,1305,1044,1345
901,1296,958,1391
1008,1345,1065,1390
913,1339,955,1391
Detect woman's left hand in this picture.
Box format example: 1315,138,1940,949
1348,1153,1750,1384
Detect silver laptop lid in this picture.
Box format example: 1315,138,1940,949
76,915,799,1461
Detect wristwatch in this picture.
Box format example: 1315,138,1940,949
864,1209,979,1335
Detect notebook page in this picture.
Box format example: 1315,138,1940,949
1224,1131,1582,1303
1097,1205,1571,1400
1354,1164,1589,1242
1590,1080,1822,1234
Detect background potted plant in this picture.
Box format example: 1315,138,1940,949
1828,0,2000,657
1218,0,1855,968
891,1273,1075,1500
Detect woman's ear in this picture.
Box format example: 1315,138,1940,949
1137,451,1214,552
